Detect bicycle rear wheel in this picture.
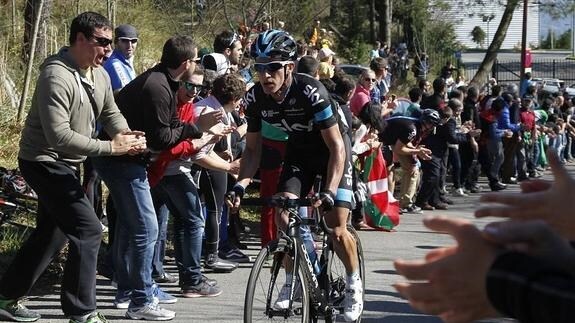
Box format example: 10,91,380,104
244,240,310,323
323,225,365,322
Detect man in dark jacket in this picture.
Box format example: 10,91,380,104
460,86,482,193
92,35,222,320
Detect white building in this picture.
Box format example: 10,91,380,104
441,1,540,50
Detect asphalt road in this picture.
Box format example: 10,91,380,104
21,174,542,323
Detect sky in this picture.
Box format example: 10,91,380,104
540,11,572,37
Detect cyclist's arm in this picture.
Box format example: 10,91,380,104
236,131,262,189
320,125,345,195
393,139,421,156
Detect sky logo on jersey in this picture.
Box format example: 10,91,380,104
244,88,256,106
303,84,325,107
271,119,313,132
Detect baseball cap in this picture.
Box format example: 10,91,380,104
318,48,335,60
115,24,138,40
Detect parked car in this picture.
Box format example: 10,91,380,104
337,64,369,81
540,78,565,95
565,83,575,97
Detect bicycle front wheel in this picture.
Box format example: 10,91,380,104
324,225,365,322
244,240,310,323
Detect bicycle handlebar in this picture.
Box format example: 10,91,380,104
240,196,313,208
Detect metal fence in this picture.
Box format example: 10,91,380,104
463,58,575,86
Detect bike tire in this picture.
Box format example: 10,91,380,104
244,240,310,323
323,225,365,323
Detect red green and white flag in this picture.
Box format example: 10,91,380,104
361,148,400,231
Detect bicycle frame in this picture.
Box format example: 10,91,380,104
264,203,333,319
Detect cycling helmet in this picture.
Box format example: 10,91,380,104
250,30,297,61
420,108,441,126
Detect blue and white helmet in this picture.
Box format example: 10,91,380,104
250,30,297,61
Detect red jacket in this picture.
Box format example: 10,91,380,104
147,101,199,187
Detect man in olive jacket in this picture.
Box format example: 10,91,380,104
0,12,145,323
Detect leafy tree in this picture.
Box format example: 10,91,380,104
470,25,486,48
469,0,521,87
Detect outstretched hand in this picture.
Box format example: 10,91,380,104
196,108,224,133
393,216,500,323
483,220,575,273
475,149,575,239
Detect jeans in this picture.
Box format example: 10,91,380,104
152,172,205,287
487,138,504,184
151,204,169,278
92,157,157,307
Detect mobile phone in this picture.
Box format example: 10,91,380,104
391,94,396,101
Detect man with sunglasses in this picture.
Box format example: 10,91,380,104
93,35,222,321
103,24,139,94
201,30,242,76
230,30,362,322
0,12,147,323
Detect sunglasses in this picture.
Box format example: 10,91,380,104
364,78,377,83
91,35,113,47
182,81,204,92
254,61,290,73
119,38,138,44
228,33,239,47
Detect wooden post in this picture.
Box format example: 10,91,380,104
17,0,45,123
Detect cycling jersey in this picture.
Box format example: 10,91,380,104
380,117,422,146
244,73,353,209
245,73,339,151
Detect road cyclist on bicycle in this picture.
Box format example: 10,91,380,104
229,30,362,322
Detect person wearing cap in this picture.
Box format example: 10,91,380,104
317,47,335,80
201,30,243,76
104,24,138,93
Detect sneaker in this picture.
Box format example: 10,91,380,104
125,302,175,321
153,273,178,284
343,281,363,322
0,299,40,322
69,311,107,323
401,205,422,214
204,253,238,273
181,280,222,298
201,275,217,287
152,284,177,304
273,282,301,310
451,188,468,197
113,297,130,310
219,247,250,263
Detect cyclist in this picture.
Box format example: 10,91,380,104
230,30,362,321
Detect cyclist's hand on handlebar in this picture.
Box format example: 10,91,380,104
313,191,335,211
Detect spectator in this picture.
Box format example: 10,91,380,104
421,77,447,110
202,30,243,75
103,24,138,94
148,66,225,298
317,48,335,80
0,12,146,323
92,35,222,320
499,93,522,184
297,55,319,78
350,69,376,116
392,87,422,117
379,109,440,214
479,98,512,191
303,19,320,48
369,41,381,61
370,57,390,102
460,86,482,193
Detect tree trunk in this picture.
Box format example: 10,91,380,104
380,0,391,44
470,0,520,87
18,0,45,123
369,0,375,44
22,0,52,63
